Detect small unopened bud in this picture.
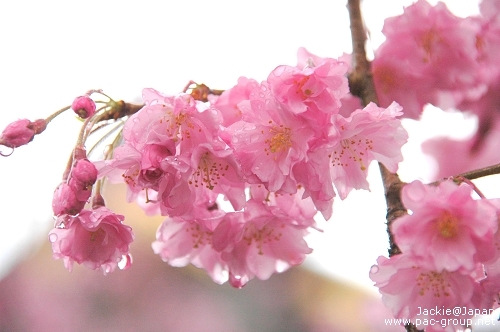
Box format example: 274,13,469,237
52,183,87,216
70,158,98,188
72,96,96,119
0,118,47,149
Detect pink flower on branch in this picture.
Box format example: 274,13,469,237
49,206,134,274
372,0,482,118
370,254,483,332
329,102,408,199
298,101,408,207
213,198,314,288
223,82,314,193
268,47,349,116
187,143,246,212
134,88,222,153
211,76,259,127
392,180,498,272
152,207,229,285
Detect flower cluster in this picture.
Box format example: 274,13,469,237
94,48,407,286
48,147,134,275
0,48,407,285
370,179,500,331
372,0,500,179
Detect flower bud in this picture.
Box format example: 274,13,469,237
0,118,47,148
72,95,96,119
52,183,87,216
70,158,98,188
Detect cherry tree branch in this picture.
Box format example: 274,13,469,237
346,1,419,331
455,162,500,181
346,0,406,257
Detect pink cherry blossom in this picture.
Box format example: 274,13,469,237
392,180,498,272
330,101,407,199
188,143,246,211
223,82,314,193
211,76,259,127
474,0,500,86
248,184,317,227
49,206,134,274
370,254,482,332
134,88,222,153
372,0,481,118
290,101,407,215
152,207,229,284
212,199,313,288
71,95,96,119
292,149,335,219
96,141,184,216
268,47,349,116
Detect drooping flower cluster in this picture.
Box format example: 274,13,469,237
49,145,134,275
94,47,407,286
370,179,500,331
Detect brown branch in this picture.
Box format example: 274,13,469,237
346,1,419,331
455,162,500,181
429,162,500,189
346,0,407,256
97,81,224,123
98,101,144,122
346,0,378,106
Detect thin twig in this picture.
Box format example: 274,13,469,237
455,162,500,181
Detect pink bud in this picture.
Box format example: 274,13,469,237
71,96,96,119
0,118,47,148
52,183,87,216
70,158,98,188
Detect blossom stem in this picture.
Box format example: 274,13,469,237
75,116,93,150
92,180,106,208
45,105,71,123
452,176,486,199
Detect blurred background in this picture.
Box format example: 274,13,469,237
0,0,494,331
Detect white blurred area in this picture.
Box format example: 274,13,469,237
0,0,486,295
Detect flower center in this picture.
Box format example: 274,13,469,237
162,110,195,141
419,29,439,62
266,125,292,154
243,223,283,255
294,76,313,100
416,270,450,297
190,152,228,190
186,222,212,249
436,211,458,238
331,136,371,171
